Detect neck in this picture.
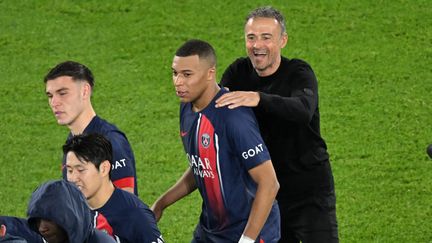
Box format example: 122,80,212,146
69,106,96,135
87,181,115,210
192,83,220,112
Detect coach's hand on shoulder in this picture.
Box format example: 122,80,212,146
215,91,260,109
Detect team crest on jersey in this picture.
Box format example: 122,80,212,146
201,133,211,148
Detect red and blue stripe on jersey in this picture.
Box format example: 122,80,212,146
196,113,228,226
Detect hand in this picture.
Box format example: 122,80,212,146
215,91,260,109
0,224,6,237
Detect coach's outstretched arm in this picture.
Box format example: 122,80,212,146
151,168,197,222
242,160,279,242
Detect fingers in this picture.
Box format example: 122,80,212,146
215,92,235,106
215,92,239,108
215,91,259,109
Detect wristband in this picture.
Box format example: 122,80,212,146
238,234,255,243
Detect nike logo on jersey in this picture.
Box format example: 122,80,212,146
180,131,188,137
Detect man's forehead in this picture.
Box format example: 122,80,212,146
245,17,281,33
66,152,88,165
246,17,279,25
172,55,201,70
46,76,79,90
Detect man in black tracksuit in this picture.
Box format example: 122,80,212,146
216,6,338,243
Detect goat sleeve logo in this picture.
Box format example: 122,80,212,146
201,133,211,148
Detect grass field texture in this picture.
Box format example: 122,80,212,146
0,0,431,242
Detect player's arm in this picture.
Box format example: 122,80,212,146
241,160,279,241
151,168,197,222
114,185,134,194
108,132,137,194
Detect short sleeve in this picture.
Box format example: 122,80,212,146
105,131,137,189
225,107,271,170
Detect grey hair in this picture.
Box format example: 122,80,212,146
245,6,286,34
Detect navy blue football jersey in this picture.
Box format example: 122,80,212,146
93,188,164,243
180,89,280,242
62,116,138,195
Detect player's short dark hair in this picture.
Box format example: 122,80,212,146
245,6,286,35
44,61,95,89
175,39,217,67
63,133,112,175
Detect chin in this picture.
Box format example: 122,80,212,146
55,118,70,126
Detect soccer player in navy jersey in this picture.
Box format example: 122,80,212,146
151,39,280,243
215,6,339,243
63,133,164,243
44,61,138,195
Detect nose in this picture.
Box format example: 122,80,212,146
253,38,264,49
173,74,183,86
49,95,60,108
38,219,49,233
67,169,79,184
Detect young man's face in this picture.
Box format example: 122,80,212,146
171,55,214,107
45,76,89,128
37,219,68,243
65,151,105,202
244,17,287,77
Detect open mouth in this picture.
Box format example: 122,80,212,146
176,91,187,98
253,50,267,57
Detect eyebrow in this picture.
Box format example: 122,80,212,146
172,68,193,73
46,87,69,95
66,163,86,169
247,32,273,36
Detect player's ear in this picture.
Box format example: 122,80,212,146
100,160,111,177
81,82,92,99
207,66,216,81
280,32,288,48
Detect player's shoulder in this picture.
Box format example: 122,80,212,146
218,105,255,129
91,117,129,142
115,188,147,209
93,116,120,132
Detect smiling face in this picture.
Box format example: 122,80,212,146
172,55,216,111
37,219,68,243
45,76,91,129
65,151,107,203
245,17,288,77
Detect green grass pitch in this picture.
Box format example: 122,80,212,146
0,0,431,242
